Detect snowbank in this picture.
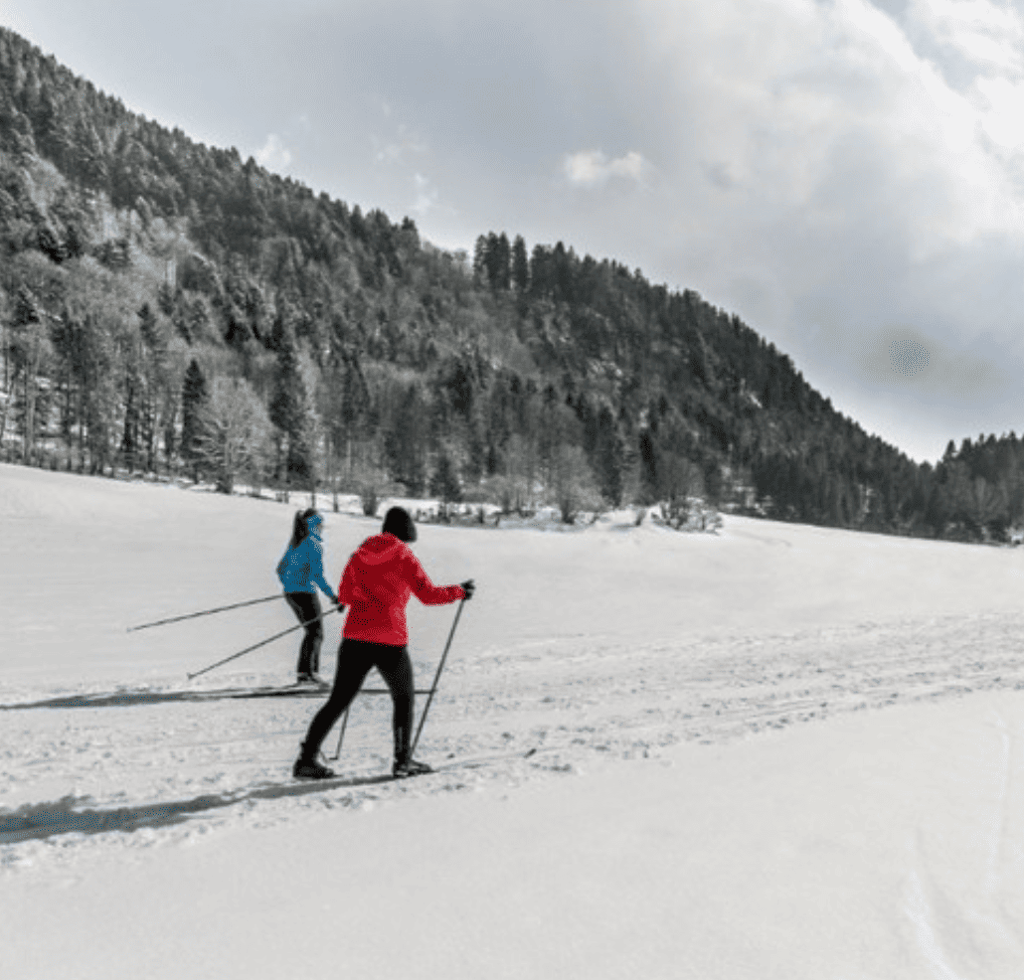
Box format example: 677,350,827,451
3,462,1024,978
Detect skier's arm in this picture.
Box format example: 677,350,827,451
337,558,369,605
408,555,467,605
308,539,337,602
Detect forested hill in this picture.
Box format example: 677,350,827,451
0,26,1019,542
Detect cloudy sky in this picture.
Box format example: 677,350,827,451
6,0,1024,463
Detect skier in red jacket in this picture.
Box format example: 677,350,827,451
293,506,474,779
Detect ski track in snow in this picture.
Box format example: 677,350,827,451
5,608,1024,874
12,461,1024,980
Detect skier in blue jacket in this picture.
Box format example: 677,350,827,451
277,509,340,684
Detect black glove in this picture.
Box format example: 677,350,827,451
460,579,475,600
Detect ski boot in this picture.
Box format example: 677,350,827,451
392,757,433,779
392,724,432,778
292,742,334,780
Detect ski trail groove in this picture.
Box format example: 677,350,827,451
5,610,1024,868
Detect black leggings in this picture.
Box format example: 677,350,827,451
301,639,415,760
284,592,323,675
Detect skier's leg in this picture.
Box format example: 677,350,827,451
377,646,430,775
309,606,323,676
296,639,372,770
303,593,324,677
285,592,323,679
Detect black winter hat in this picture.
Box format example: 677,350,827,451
382,506,417,543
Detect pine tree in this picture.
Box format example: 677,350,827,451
512,235,529,293
180,359,209,480
638,429,658,504
384,382,428,495
591,405,625,506
430,450,462,519
487,232,511,291
269,314,317,488
472,235,488,284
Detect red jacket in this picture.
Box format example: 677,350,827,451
338,532,465,646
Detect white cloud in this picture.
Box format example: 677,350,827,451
974,74,1024,147
563,149,647,187
411,172,438,215
373,124,427,165
908,0,1024,72
636,0,1024,256
254,133,292,170
608,0,1024,453
903,2,1024,148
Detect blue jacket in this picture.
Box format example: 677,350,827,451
277,533,335,600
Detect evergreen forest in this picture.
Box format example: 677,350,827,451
1,26,1022,542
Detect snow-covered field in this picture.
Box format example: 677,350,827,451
4,462,1024,978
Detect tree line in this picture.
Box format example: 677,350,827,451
1,26,1021,540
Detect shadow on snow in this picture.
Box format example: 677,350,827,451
0,749,547,846
0,685,332,711
0,772,396,845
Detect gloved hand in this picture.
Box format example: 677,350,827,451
460,579,476,600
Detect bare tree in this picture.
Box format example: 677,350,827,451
547,444,603,524
342,440,399,517
8,288,53,465
195,376,271,494
658,452,704,529
505,432,539,514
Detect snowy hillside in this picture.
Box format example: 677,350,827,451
3,462,1024,978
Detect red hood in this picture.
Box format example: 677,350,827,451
353,532,406,566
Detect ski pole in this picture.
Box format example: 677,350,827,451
186,606,342,680
329,707,350,761
410,597,466,756
330,599,467,761
128,595,284,632
330,686,436,759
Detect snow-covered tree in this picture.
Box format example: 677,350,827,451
547,444,602,524
196,376,271,494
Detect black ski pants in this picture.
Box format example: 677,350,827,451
284,591,323,676
301,638,415,761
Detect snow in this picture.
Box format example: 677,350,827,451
3,462,1024,977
